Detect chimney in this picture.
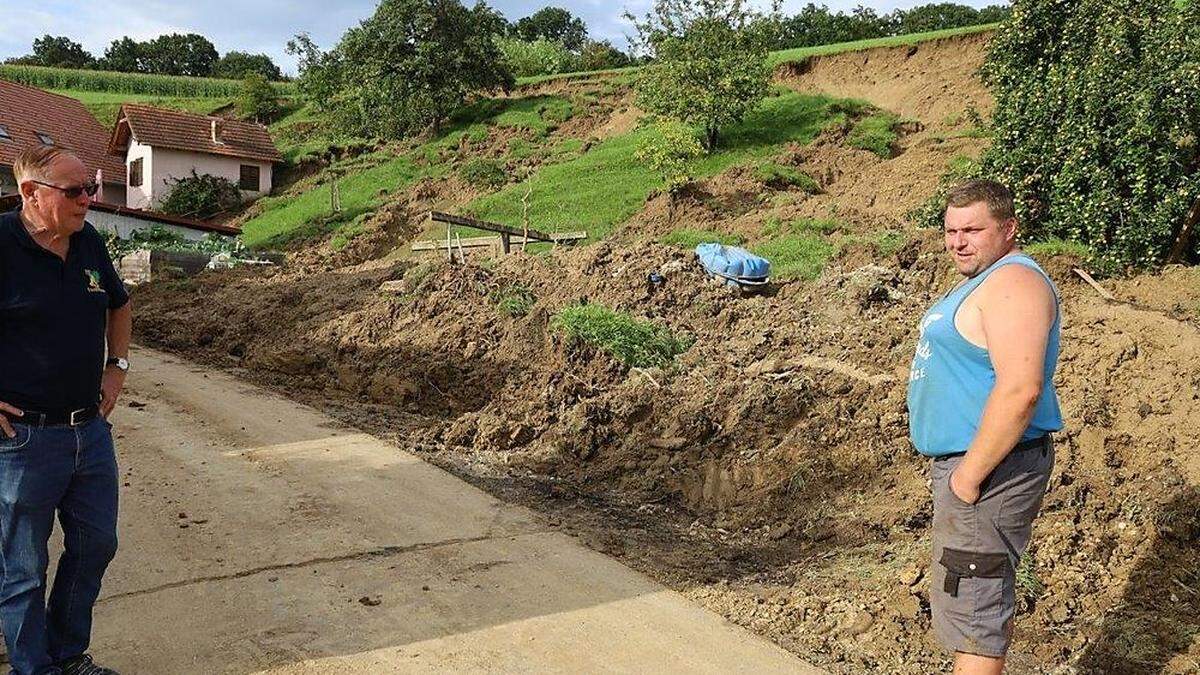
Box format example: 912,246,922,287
211,119,223,145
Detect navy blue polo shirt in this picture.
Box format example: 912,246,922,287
0,209,129,412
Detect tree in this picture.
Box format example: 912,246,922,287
514,7,588,52
629,0,775,151
977,5,1012,24
291,0,514,139
99,37,144,72
896,3,984,33
237,74,281,122
977,0,1200,268
140,33,219,76
579,40,633,71
214,51,283,80
9,35,95,68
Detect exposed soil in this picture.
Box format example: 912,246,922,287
132,32,1200,674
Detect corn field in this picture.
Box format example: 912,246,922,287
0,64,295,97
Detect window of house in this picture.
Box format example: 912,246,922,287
129,157,143,187
239,164,260,191
0,125,11,141
35,132,53,145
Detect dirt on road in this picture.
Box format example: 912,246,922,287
131,32,1200,674
92,347,816,673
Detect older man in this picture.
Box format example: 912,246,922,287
907,180,1062,673
0,146,130,675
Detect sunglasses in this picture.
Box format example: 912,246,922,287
33,180,100,199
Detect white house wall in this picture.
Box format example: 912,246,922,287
143,146,272,209
126,139,154,209
87,209,216,243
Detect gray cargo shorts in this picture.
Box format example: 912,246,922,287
929,437,1054,657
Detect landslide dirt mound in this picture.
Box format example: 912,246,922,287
133,32,1200,674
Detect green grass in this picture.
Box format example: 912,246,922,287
847,112,901,158
52,89,231,125
491,284,536,317
467,91,844,240
552,304,691,368
240,154,425,248
1025,237,1094,259
752,233,836,280
754,162,820,192
767,24,1000,67
452,95,574,136
660,229,746,249
1,63,293,97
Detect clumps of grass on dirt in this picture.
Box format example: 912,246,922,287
659,229,746,249
754,162,820,193
458,158,508,190
752,233,836,281
553,304,691,368
491,284,536,317
847,112,901,158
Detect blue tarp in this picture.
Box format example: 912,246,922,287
695,243,770,287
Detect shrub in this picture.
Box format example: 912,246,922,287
755,162,820,192
978,0,1200,268
635,121,705,194
659,229,746,248
553,303,692,368
495,37,579,78
459,157,507,189
158,170,242,219
236,73,281,122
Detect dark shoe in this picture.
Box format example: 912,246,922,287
59,654,119,675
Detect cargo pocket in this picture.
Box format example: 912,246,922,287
939,547,1010,617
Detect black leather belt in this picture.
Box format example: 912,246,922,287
933,435,1051,461
3,405,99,427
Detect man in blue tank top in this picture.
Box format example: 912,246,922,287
907,180,1062,673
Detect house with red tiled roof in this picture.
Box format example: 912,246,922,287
0,79,127,204
108,103,282,210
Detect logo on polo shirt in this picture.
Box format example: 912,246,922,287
85,269,105,293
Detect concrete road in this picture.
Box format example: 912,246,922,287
77,346,819,674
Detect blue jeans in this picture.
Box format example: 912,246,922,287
0,417,118,675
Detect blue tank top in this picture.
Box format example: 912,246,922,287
907,253,1064,457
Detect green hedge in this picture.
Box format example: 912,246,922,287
978,0,1200,268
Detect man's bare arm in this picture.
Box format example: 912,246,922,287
951,265,1055,503
100,300,132,417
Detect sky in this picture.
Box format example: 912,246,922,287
0,1,1003,76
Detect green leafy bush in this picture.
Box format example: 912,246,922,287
459,158,507,189
103,225,241,261
236,73,281,122
635,121,705,193
553,304,691,368
978,0,1200,268
158,170,242,219
495,37,579,78
755,162,820,192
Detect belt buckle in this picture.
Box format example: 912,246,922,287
69,408,87,426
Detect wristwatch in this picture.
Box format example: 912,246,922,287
106,357,130,372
